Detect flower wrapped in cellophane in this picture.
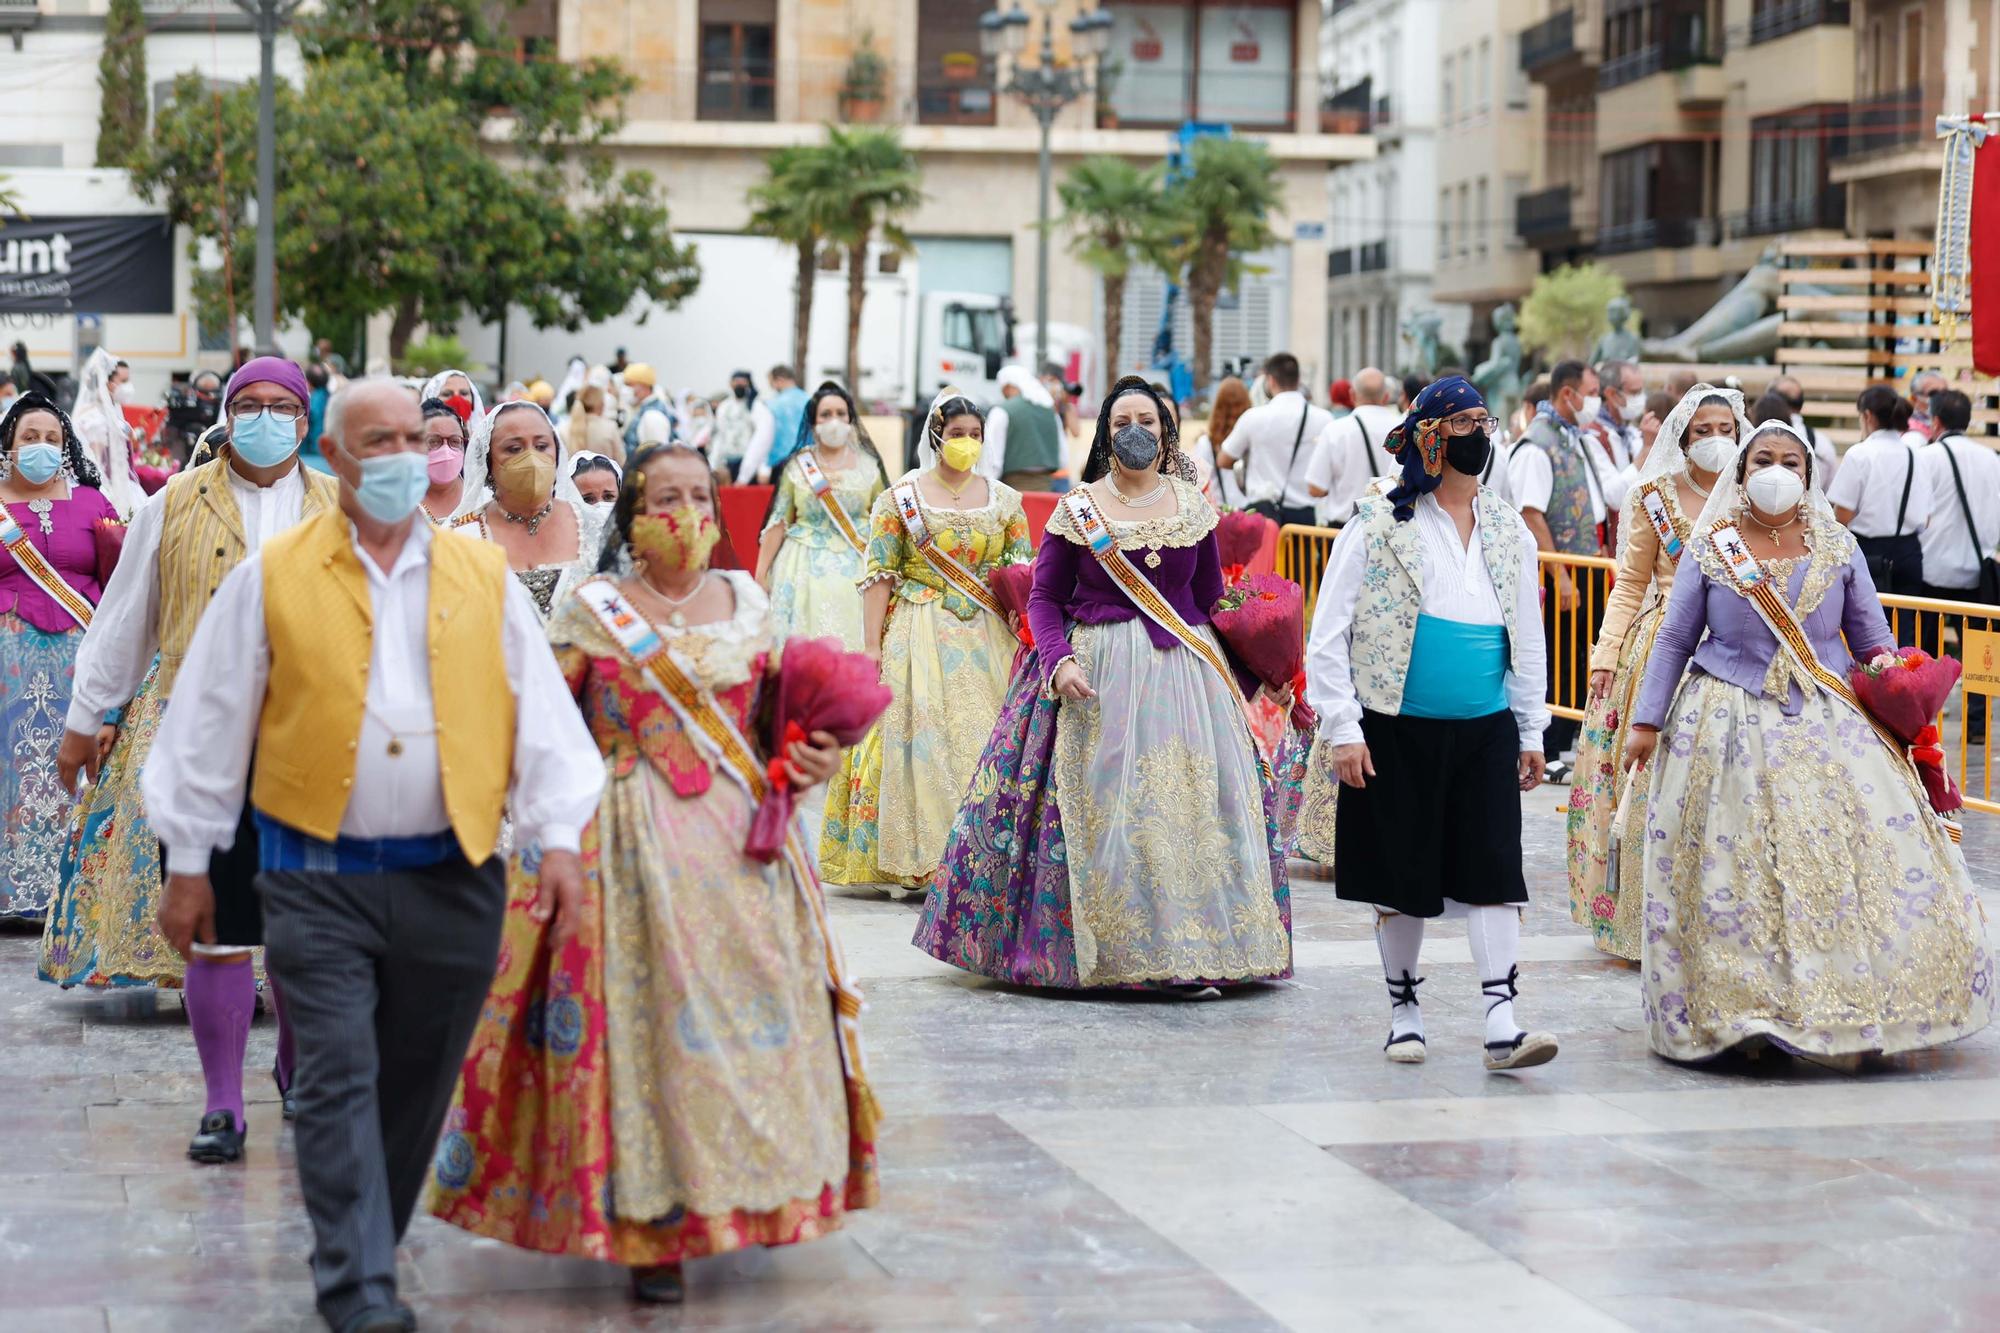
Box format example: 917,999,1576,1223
1210,573,1314,733
987,561,1036,649
1216,509,1274,584
745,637,894,861
1850,647,1963,814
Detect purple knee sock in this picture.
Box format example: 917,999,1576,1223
269,974,296,1092
184,954,255,1124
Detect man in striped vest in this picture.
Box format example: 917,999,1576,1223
56,357,340,1165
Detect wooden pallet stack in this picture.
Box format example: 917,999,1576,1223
1776,237,2000,449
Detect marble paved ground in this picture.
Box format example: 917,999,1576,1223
6,788,2000,1332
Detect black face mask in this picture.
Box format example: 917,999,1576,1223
1445,429,1492,476
1111,423,1160,470
1783,394,1805,413
731,383,750,399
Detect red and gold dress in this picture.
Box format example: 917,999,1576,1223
429,569,877,1265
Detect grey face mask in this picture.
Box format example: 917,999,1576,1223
1111,423,1160,470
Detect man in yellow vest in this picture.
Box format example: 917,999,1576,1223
141,378,604,1333
53,356,340,1166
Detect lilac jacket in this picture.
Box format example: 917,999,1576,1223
1634,544,1897,729
1028,522,1240,691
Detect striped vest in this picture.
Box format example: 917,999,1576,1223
155,454,340,694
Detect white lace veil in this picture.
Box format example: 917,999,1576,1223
419,368,487,432
70,346,140,518
550,357,587,419
452,400,592,519
1617,383,1753,560
1691,419,1841,545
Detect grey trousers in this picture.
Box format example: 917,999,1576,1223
260,855,506,1327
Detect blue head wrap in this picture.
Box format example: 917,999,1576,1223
1383,375,1487,522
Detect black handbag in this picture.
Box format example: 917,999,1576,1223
1863,447,1920,589
1940,441,2000,604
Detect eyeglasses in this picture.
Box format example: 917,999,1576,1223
1440,414,1499,436
229,403,303,425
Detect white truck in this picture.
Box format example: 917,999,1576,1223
486,231,1094,413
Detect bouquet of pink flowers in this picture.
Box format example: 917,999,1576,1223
745,637,894,861
1217,510,1274,581
91,517,126,580
1850,647,1963,814
1210,573,1315,732
987,561,1037,649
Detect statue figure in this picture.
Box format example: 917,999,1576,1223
1400,309,1443,377
1471,302,1525,427
1591,295,1644,363
1641,246,1799,364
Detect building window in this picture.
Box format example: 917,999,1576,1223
1475,176,1489,257
1502,173,1528,248
1102,0,1296,129
1456,183,1470,258
1442,52,1455,125
698,0,777,122
1599,140,1707,251
1438,188,1450,263
1476,37,1491,115
1740,104,1846,235
1505,32,1530,108
919,0,997,124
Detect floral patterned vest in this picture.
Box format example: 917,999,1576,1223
1519,411,1599,555
1347,486,1525,716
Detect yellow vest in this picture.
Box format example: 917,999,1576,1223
251,508,516,864
156,454,339,694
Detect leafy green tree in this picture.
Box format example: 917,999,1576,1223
748,146,836,378
1057,156,1167,385
814,126,923,390
1153,137,1282,393
134,53,698,359
96,0,148,168
1518,263,1627,361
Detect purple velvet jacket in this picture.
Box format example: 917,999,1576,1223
1027,514,1238,691
1633,543,1897,730
2,488,117,633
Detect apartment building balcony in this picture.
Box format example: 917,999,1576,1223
1328,246,1354,279
1520,9,1594,84
1747,0,1851,46
1357,239,1390,273
1320,77,1384,135
1600,21,1720,93
1515,185,1580,248
142,0,251,29
1832,85,1933,163
1596,216,1716,254
1720,188,1847,241
0,0,36,48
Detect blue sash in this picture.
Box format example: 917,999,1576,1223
1401,615,1507,720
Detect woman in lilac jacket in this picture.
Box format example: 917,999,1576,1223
1623,423,1992,1065
914,377,1291,992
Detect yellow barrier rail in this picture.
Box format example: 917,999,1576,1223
1274,523,2000,818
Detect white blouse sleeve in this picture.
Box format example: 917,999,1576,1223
1507,521,1551,751
500,576,606,853
1304,523,1372,748
64,486,169,733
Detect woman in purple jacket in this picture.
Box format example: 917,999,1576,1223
914,378,1291,992
1623,422,1992,1065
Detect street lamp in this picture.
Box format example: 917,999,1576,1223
980,1,1114,371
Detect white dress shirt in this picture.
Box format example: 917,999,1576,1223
1504,420,1629,523
141,519,604,875
976,404,1011,481
1919,435,2000,590
1790,414,1839,486
1218,391,1336,509
1827,428,1936,538
1303,403,1402,525
1305,493,1550,753
64,460,307,734
732,399,779,484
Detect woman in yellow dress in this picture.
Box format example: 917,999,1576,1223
1566,385,1746,959
820,391,1032,894
754,382,889,650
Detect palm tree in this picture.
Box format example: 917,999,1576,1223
1154,137,1283,394
747,146,832,377
814,124,923,391
1056,156,1166,385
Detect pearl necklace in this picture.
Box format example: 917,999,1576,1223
638,572,709,628
1108,477,1166,507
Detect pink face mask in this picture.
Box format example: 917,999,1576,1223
427,444,463,485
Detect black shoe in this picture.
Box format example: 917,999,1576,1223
397,1304,417,1331
630,1263,686,1304
188,1109,245,1164
334,1308,409,1333
273,1065,296,1122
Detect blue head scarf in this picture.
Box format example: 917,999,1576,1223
1383,375,1487,522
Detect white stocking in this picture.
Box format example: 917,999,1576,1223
1466,905,1524,1046
1376,911,1426,1043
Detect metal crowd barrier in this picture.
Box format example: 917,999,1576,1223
1274,524,2000,818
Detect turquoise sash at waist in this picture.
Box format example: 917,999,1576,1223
1401,614,1508,720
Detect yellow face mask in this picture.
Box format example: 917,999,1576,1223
494,449,556,508
939,434,982,473
630,504,721,573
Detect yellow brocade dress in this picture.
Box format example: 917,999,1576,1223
820,475,1033,888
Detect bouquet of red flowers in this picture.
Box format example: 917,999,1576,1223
1210,572,1315,732
987,561,1036,649
745,637,894,861
1217,510,1274,584
91,517,126,581
1850,647,1963,814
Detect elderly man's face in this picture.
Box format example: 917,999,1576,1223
328,385,424,488
229,380,310,446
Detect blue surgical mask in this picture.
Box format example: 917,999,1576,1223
13,441,63,485
353,451,431,523
231,409,300,467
